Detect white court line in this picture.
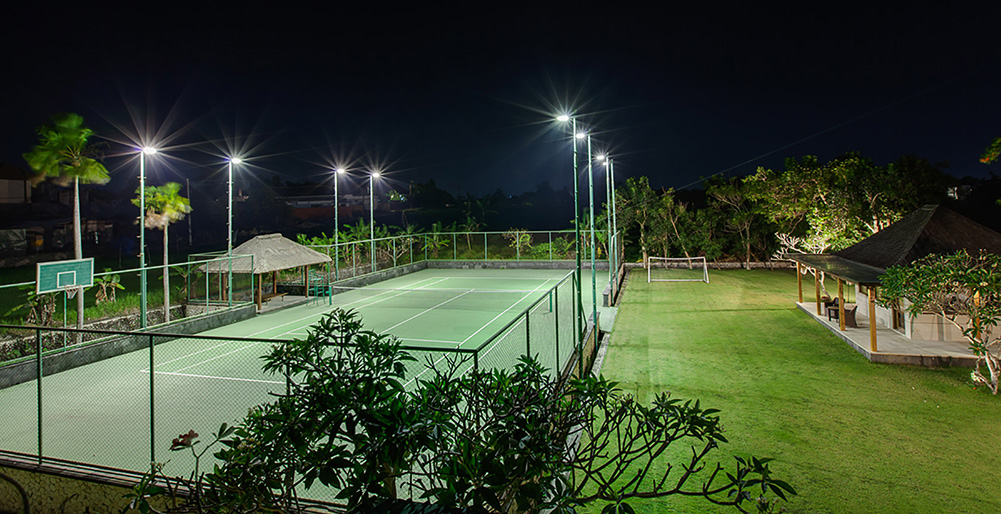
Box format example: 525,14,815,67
382,290,473,332
336,277,451,310
140,370,283,385
404,279,554,388
400,337,464,344
150,275,451,374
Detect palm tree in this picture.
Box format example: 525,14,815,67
23,113,110,332
132,183,192,324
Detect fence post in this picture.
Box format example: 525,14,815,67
453,233,457,260
549,231,553,261
484,233,488,260
554,288,560,379
525,311,531,360
36,328,42,464
149,333,155,464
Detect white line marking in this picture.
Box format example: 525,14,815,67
382,290,473,332
404,279,554,387
399,337,464,344
141,369,284,385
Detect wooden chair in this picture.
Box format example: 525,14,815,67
843,303,858,328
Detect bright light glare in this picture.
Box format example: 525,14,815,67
596,154,606,161
556,114,570,122
141,146,157,155
371,172,382,178
230,157,243,164
336,168,346,174
575,132,586,140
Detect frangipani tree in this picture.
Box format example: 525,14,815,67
132,183,191,324
880,250,1001,394
23,113,109,330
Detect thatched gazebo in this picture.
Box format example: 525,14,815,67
205,233,332,310
789,205,1001,351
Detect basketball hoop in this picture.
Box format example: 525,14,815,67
64,286,79,299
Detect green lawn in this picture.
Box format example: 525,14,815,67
595,268,999,514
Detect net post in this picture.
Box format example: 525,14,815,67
36,328,42,464
473,350,479,373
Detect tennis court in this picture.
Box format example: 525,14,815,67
0,267,586,485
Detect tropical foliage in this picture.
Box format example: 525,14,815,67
880,250,1001,394
132,182,192,323
125,309,794,514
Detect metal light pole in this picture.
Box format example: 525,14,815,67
599,155,614,297
334,167,345,280
586,134,597,328
139,146,156,329
227,157,242,307
370,171,381,273
558,115,584,343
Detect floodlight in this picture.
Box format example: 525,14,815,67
336,167,346,174
575,132,586,140
230,157,243,164
142,146,157,155
556,114,570,122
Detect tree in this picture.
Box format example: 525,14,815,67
132,183,192,324
125,309,795,514
707,177,762,269
23,113,109,332
981,137,1001,164
880,250,1001,394
615,177,658,266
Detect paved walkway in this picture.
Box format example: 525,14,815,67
795,302,977,367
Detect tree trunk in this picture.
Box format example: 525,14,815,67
74,178,84,342
163,225,170,324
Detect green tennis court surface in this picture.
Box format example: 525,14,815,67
0,267,604,489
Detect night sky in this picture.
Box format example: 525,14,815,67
3,3,1001,201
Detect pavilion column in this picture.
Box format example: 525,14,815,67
814,269,822,315
796,262,803,303
868,286,878,352
256,273,262,309
838,278,845,331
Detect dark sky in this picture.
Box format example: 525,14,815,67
3,3,1001,199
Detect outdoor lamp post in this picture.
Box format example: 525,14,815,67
598,154,615,297
139,146,157,329
557,114,584,343
334,167,346,280
370,171,381,273
227,157,243,306
584,133,598,328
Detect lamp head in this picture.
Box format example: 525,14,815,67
371,171,381,179
336,167,346,174
230,157,243,165
141,146,157,155
575,132,586,140
556,114,570,122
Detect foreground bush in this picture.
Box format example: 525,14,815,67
124,308,793,513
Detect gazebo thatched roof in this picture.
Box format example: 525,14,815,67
789,205,1001,285
204,233,331,274
834,205,1001,269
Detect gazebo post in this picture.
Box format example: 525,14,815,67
838,278,845,331
814,268,822,315
256,273,262,309
796,262,803,303
868,286,878,352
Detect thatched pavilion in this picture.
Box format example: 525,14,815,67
204,233,332,310
789,205,1001,352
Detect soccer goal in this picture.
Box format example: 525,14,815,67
647,256,709,284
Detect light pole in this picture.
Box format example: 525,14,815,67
598,154,615,297
585,134,597,328
139,146,157,329
334,167,346,280
227,157,242,307
557,114,584,345
369,171,381,273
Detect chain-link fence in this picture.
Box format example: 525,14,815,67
0,271,585,499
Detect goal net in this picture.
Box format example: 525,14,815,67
648,256,709,284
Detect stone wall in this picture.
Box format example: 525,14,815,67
0,464,148,514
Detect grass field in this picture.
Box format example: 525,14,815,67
593,268,1000,513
